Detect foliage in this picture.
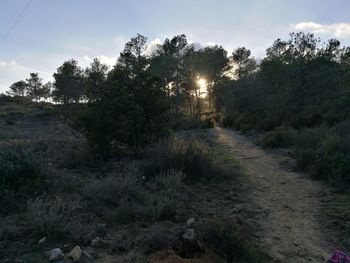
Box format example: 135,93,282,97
199,220,271,263
27,197,79,237
258,126,295,148
294,123,350,185
77,35,170,152
145,137,233,183
52,59,84,104
221,32,350,184
0,148,48,215
0,147,47,194
81,163,187,224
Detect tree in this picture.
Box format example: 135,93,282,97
149,35,189,113
79,34,170,153
231,47,257,79
85,58,108,102
7,80,28,104
52,59,84,104
26,73,43,102
195,45,229,110
41,82,53,101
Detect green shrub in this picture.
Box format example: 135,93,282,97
0,148,47,193
81,172,143,208
82,166,187,224
259,127,295,148
199,220,270,263
27,197,79,237
222,113,235,128
0,148,48,215
294,125,350,185
145,137,233,183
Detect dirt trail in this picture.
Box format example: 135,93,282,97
210,127,334,263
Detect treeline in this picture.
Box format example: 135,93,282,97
7,32,350,184
7,34,237,152
221,32,350,185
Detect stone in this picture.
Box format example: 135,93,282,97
280,180,287,184
79,251,93,263
182,229,195,240
68,246,82,262
38,236,46,245
48,248,64,262
91,236,101,247
186,217,195,226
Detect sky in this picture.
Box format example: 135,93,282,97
1,0,350,93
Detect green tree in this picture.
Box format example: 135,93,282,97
26,73,44,102
84,58,108,102
79,34,170,153
52,59,84,104
7,80,28,104
41,82,53,101
231,47,257,79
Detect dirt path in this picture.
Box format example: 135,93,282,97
209,127,334,263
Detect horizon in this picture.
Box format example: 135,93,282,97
1,0,350,92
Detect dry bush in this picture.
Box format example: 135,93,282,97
26,196,80,237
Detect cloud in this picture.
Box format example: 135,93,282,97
293,22,350,38
0,60,51,76
144,38,162,56
0,60,53,93
206,41,216,47
82,55,118,67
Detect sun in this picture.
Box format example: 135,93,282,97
196,77,208,97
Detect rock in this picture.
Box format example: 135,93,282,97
233,204,243,213
182,229,195,240
280,180,287,184
79,251,93,263
48,248,64,262
68,246,82,262
91,237,101,247
186,217,195,226
38,236,46,245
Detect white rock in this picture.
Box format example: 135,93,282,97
68,245,82,262
91,236,101,247
47,248,64,261
183,229,195,240
186,217,195,226
38,236,46,245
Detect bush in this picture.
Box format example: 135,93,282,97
0,148,48,215
145,137,234,183
199,220,270,263
27,197,79,237
294,125,350,185
259,127,295,148
82,166,187,224
81,172,143,208
0,148,47,193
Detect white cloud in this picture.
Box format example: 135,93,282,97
206,41,216,47
144,38,162,56
293,22,350,38
82,55,118,67
0,60,53,93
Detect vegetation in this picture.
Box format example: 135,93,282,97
221,32,350,185
199,220,271,263
145,137,234,183
4,30,350,261
0,148,47,215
